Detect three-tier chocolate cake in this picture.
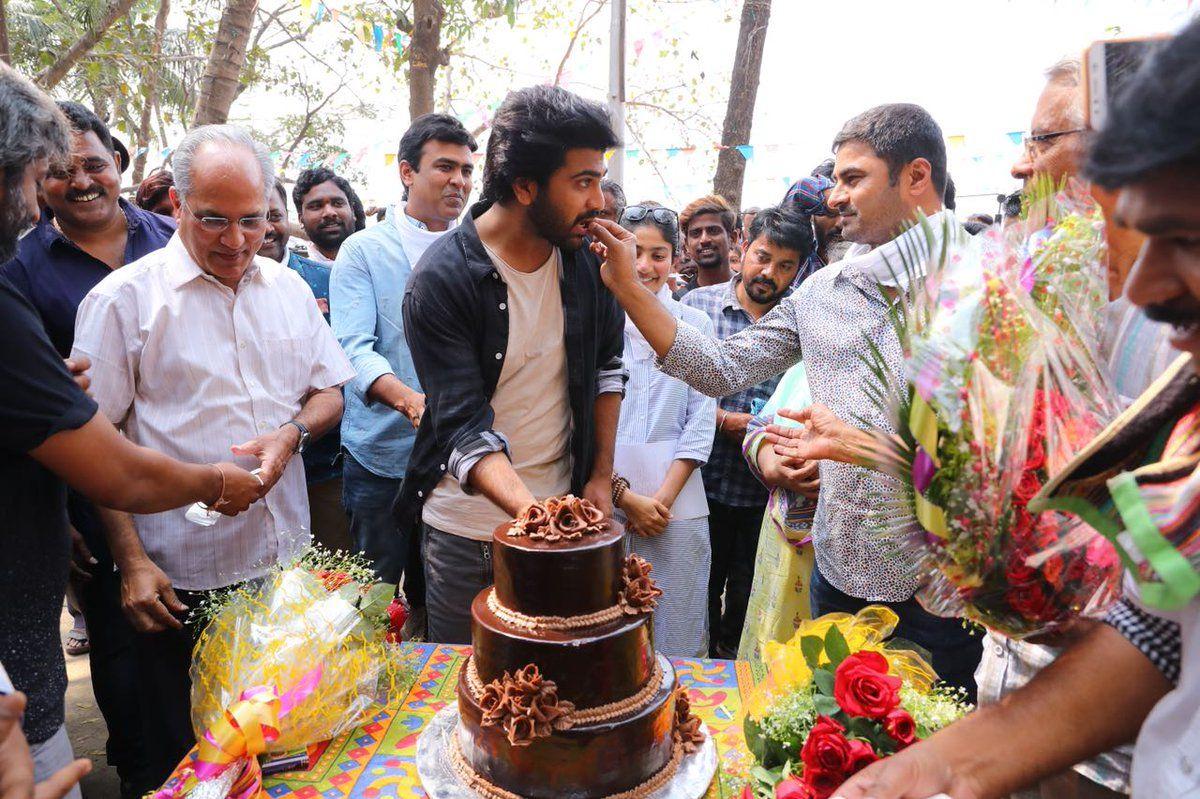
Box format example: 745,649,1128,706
452,496,705,799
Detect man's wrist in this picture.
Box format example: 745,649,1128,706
278,422,304,452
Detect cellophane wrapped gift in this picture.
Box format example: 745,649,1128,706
863,179,1124,638
155,549,411,799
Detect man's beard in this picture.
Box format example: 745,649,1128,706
743,274,787,305
529,193,597,252
0,192,36,263
310,221,351,252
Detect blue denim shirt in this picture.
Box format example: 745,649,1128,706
330,210,426,479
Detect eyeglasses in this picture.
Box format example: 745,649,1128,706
47,158,114,181
621,205,679,228
1022,128,1087,156
182,200,268,233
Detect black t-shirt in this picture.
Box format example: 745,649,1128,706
0,273,97,743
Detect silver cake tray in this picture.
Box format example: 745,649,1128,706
416,702,718,799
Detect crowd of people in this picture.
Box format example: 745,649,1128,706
0,14,1197,799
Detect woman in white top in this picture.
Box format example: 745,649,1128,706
613,203,717,657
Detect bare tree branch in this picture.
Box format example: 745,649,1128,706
553,0,605,87
280,79,346,169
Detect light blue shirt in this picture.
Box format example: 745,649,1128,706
331,208,431,478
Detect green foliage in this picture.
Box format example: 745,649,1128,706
823,625,851,666
799,635,823,671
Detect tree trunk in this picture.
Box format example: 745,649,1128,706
132,0,170,183
408,0,445,119
191,0,258,126
0,0,11,65
712,0,772,209
35,0,138,89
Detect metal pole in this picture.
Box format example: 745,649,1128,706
607,0,626,185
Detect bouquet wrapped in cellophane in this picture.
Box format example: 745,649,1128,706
155,548,413,799
863,178,1124,638
741,607,971,799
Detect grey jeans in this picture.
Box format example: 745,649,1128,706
31,725,82,799
422,523,493,645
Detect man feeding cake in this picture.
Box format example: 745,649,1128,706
397,85,627,645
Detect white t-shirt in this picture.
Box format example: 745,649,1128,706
395,205,446,267
421,246,573,539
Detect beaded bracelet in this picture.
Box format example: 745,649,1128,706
611,474,631,507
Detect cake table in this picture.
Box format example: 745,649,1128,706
257,643,759,799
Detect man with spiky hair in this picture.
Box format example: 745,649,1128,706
834,18,1200,799
398,85,625,645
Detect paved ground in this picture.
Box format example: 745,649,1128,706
60,608,121,799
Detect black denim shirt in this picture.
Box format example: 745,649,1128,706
395,202,626,537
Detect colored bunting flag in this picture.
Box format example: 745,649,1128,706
372,24,384,52
1007,131,1023,145
947,134,966,149
734,144,753,160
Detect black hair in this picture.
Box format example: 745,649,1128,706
964,220,989,236
398,113,478,200
832,103,948,197
292,167,366,231
1085,19,1200,188
481,85,619,204
811,158,835,179
620,200,678,255
0,64,69,199
56,100,115,153
272,178,287,208
943,174,956,210
747,205,815,262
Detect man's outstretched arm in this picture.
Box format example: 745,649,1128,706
589,218,804,398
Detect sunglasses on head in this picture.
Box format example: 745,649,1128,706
621,204,678,228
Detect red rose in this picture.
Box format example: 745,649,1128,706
833,652,901,719
1042,554,1066,589
385,598,409,643
846,739,879,773
802,768,843,799
883,709,918,748
800,716,851,775
1023,443,1046,472
1006,549,1038,586
774,776,813,799
1013,470,1043,504
1008,582,1052,621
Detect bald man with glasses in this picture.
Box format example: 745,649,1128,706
71,124,354,786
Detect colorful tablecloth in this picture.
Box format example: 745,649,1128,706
260,643,760,798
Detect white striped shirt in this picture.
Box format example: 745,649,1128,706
72,234,355,590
